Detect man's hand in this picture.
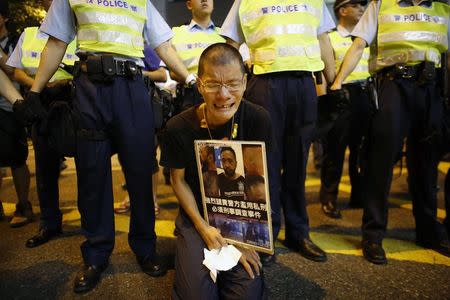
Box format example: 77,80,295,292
13,91,47,125
236,246,262,279
198,224,227,250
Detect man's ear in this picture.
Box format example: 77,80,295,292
186,0,193,11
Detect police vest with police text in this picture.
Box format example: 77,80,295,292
329,30,370,83
372,0,449,72
69,0,147,58
239,0,324,74
21,27,77,81
171,25,225,74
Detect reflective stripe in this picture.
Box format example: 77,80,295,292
253,44,320,62
379,31,448,46
371,49,441,69
240,4,320,23
23,50,41,60
379,13,448,25
78,28,144,48
350,64,368,73
247,24,316,44
69,0,146,17
174,42,216,52
77,11,143,33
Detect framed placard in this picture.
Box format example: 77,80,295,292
195,140,273,254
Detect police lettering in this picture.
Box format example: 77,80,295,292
271,4,299,13
403,13,431,22
96,0,128,8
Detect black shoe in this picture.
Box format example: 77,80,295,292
321,203,341,219
416,238,450,257
25,228,62,248
260,253,276,266
286,238,327,262
73,263,108,294
137,255,167,277
362,241,387,265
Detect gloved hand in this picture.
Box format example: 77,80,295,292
326,88,350,111
12,91,47,125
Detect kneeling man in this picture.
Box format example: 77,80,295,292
161,43,272,299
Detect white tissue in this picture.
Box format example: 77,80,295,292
202,245,242,282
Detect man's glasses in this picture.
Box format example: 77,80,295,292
198,76,245,93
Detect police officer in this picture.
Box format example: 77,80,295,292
319,0,370,219
7,0,77,244
221,0,336,262
16,0,193,293
170,0,224,109
331,0,450,264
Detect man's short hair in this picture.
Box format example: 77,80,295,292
220,146,236,159
198,43,246,77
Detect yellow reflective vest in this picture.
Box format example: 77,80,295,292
21,27,77,81
238,0,324,74
69,0,147,58
329,30,370,83
172,25,225,74
371,0,449,72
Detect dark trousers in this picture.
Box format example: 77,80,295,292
172,215,265,300
245,73,317,241
319,83,371,206
445,168,449,235
73,73,156,265
32,125,62,231
362,76,445,244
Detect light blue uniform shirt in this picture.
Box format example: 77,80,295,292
39,0,174,63
220,0,336,44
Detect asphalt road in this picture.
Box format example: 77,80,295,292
0,145,449,299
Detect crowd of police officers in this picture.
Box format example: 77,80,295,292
0,0,449,296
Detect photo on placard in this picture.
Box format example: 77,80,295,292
195,140,273,254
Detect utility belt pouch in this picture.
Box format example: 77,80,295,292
124,60,139,78
85,56,114,83
417,61,436,86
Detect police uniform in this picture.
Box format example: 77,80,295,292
221,0,335,259
351,0,450,257
38,0,173,273
171,20,224,109
7,27,77,236
319,24,371,214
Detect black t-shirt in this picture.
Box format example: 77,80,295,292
218,173,245,201
160,100,274,220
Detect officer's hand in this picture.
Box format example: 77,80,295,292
329,81,341,91
198,224,227,250
12,91,47,125
236,246,261,279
